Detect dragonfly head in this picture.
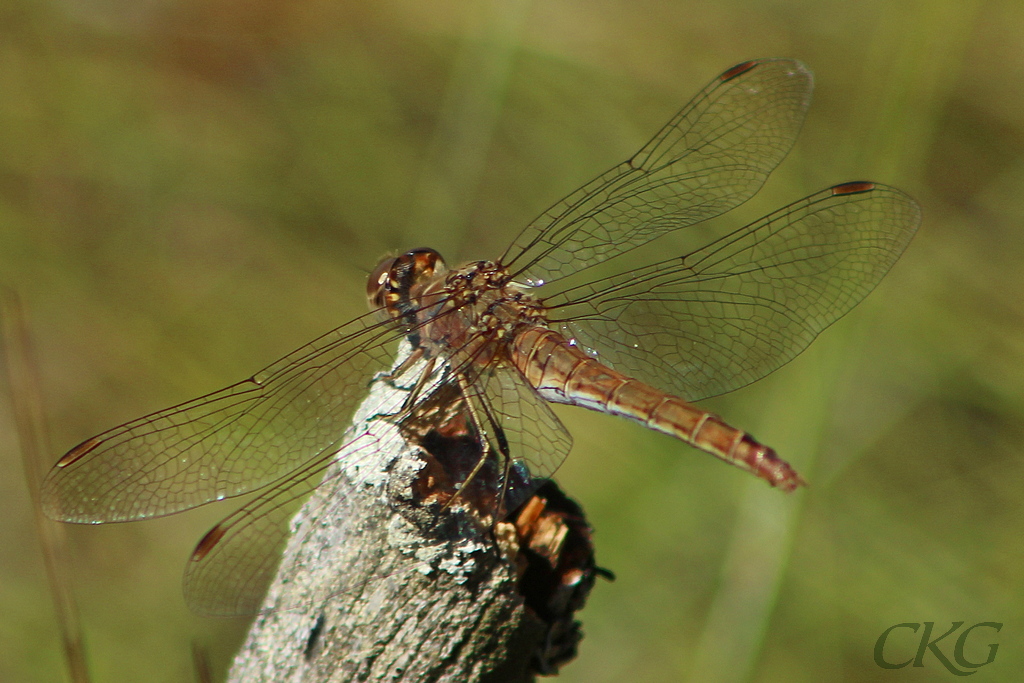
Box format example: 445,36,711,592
367,248,448,318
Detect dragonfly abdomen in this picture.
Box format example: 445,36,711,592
650,399,806,492
512,327,805,491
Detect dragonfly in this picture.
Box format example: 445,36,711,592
41,58,919,616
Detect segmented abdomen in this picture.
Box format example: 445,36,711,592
511,327,805,491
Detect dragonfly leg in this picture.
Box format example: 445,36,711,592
438,374,509,517
377,346,425,387
395,356,437,417
371,355,437,423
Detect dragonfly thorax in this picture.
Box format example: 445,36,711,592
385,257,548,366
369,250,544,357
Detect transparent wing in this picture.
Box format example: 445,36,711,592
541,183,920,401
501,58,813,286
461,362,573,515
183,432,384,616
42,311,408,522
183,361,574,616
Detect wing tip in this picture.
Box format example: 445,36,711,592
191,523,228,563
55,436,104,468
719,60,759,82
831,181,876,196
719,58,812,84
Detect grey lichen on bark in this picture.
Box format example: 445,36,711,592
226,353,545,683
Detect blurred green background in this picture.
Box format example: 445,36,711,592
1,0,1021,681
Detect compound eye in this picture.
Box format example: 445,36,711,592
367,256,396,310
406,248,445,279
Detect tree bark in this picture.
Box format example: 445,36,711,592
226,363,545,683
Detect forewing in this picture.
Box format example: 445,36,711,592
42,311,407,522
542,183,920,401
501,59,813,285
